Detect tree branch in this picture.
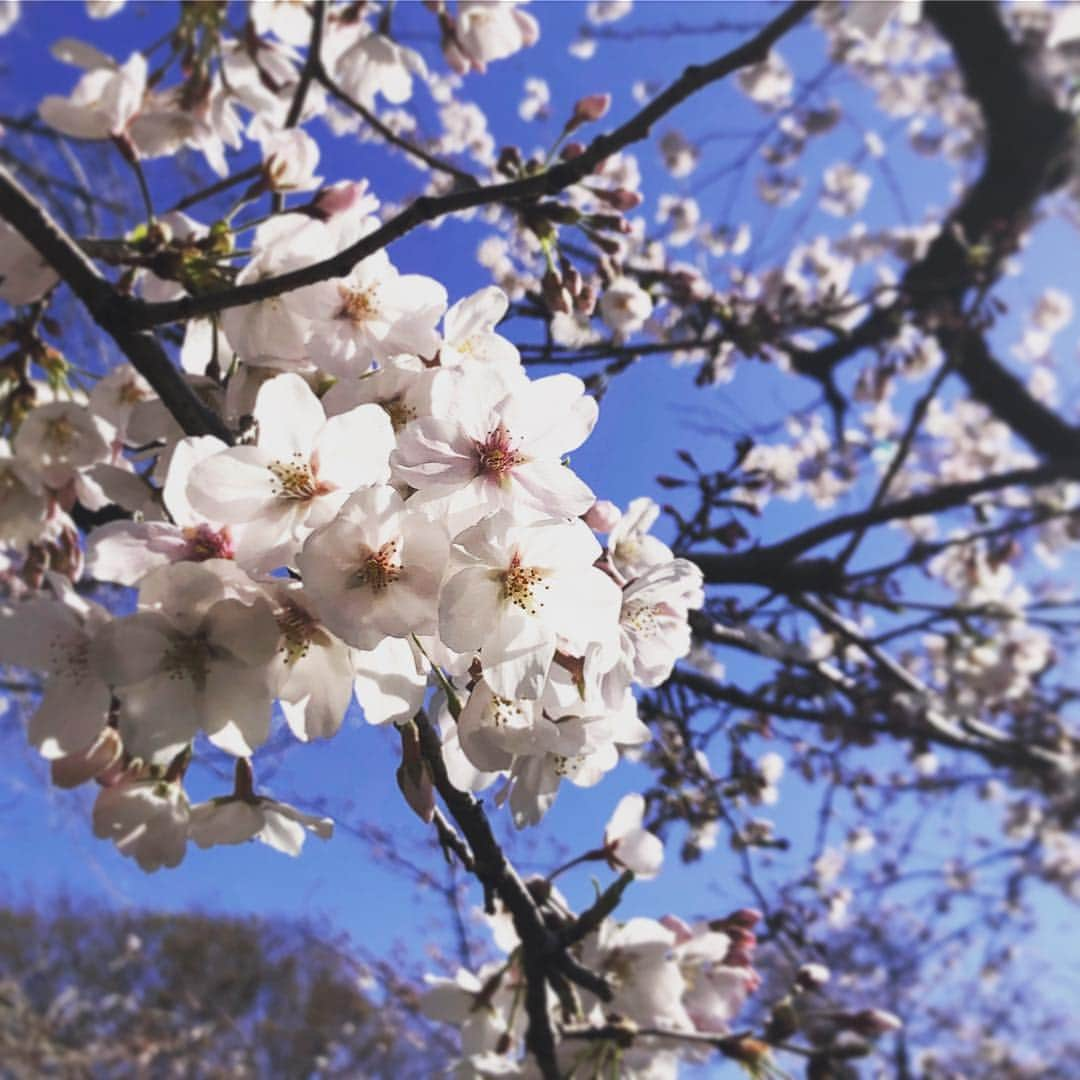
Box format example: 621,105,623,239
0,164,231,442
115,0,817,329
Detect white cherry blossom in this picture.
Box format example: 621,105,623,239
186,373,394,571
439,512,620,700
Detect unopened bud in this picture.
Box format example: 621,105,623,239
314,181,370,219
497,145,523,177
590,212,631,234
844,1008,903,1037
575,284,597,316
795,963,831,991
720,1037,770,1066
541,270,571,315
764,999,799,1042
560,141,587,160
593,187,642,212
584,499,621,532
585,230,622,257
568,93,611,131
727,908,764,930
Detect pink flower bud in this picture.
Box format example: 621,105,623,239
796,962,831,991
315,180,372,219
846,1009,903,1036
584,499,622,532
570,93,611,130
560,141,587,160
594,187,643,212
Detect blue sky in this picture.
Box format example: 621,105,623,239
1,2,1077,1071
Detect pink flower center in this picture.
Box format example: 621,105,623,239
182,524,234,562
477,423,525,481
352,539,402,591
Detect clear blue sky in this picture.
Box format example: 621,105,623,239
1,3,1076,1070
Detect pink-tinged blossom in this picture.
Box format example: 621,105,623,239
219,216,326,369
392,373,598,530
439,512,620,700
617,558,704,688
0,442,50,548
603,792,664,879
187,373,394,571
39,50,146,140
297,485,448,650
502,717,619,827
440,287,522,378
662,915,761,1034
0,588,113,759
606,496,673,579
268,582,356,742
92,776,190,872
352,635,430,726
13,401,112,490
444,1,540,74
189,794,333,856
91,560,280,763
291,223,448,376
331,32,427,110
87,435,236,585
599,276,653,337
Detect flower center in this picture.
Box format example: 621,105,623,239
181,524,234,562
44,416,77,450
622,599,661,636
351,539,402,591
502,553,547,615
276,598,323,664
49,635,90,682
162,634,212,690
477,424,525,481
337,283,380,324
267,452,327,500
381,396,417,432
118,379,148,405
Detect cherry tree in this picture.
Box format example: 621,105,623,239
0,1,1077,1077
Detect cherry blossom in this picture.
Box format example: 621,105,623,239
186,373,395,571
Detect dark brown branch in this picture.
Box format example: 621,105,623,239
0,164,231,442
116,0,817,329
168,163,262,214
690,461,1071,587
791,1,1079,458
412,710,562,1079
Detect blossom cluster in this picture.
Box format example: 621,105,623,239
0,162,703,873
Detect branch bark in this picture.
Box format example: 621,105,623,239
112,0,817,329
0,164,231,442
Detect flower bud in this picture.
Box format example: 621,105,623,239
592,187,643,212
541,269,571,315
560,141,587,160
497,145,523,177
845,1008,903,1036
796,962,831,991
568,93,611,131
584,499,621,532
